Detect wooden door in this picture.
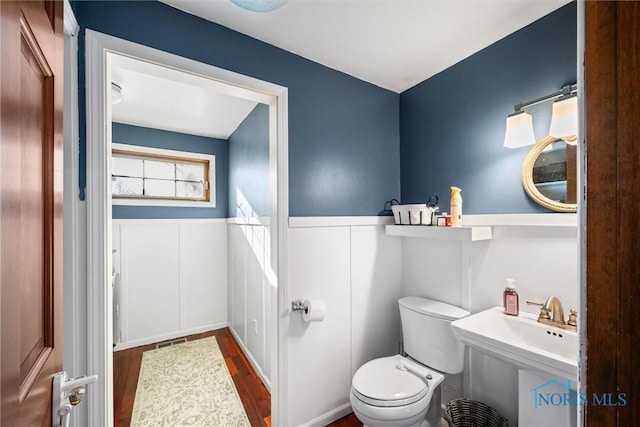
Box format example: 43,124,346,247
585,1,640,425
0,1,64,425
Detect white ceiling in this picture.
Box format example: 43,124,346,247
110,54,259,139
161,0,571,93
110,0,570,138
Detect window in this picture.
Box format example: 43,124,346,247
111,144,215,207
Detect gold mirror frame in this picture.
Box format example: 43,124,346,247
521,135,577,213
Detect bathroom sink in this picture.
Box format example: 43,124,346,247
451,307,577,381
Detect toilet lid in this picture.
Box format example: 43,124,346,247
352,356,429,407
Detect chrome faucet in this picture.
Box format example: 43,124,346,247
526,296,577,332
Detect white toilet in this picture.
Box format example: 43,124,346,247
350,296,469,427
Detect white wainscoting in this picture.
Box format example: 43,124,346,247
350,226,403,378
230,215,574,427
112,219,228,351
228,222,273,390
400,221,578,426
110,215,577,426
285,219,402,427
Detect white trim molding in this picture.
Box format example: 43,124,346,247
227,216,271,226
287,214,576,229
228,326,272,392
289,216,395,228
113,323,228,352
576,2,586,426
63,0,79,37
85,29,289,427
273,91,289,426
62,5,86,425
85,30,113,427
113,218,228,225
299,403,353,427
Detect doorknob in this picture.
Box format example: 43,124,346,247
52,372,98,427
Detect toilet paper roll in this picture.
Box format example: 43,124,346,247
302,299,326,322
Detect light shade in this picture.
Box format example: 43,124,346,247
549,95,578,143
503,111,536,148
230,0,287,12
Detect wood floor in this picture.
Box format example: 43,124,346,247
113,327,362,427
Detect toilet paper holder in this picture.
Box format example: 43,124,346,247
291,299,307,313
291,299,326,322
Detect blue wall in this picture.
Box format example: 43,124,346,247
111,123,228,219
399,3,577,214
74,1,400,217
228,104,270,218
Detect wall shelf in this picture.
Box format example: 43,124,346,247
385,225,492,241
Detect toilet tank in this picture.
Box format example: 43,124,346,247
399,296,469,374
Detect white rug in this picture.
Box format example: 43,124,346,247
130,336,251,427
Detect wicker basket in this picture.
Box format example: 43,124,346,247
444,398,510,427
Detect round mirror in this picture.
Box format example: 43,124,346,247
521,135,577,212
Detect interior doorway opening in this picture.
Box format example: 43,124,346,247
83,30,289,426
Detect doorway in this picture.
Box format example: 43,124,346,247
83,30,288,426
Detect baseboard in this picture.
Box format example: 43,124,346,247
299,402,353,427
228,326,272,392
113,322,228,352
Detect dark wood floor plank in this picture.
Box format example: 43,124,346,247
225,356,238,376
223,335,240,357
231,372,267,427
232,354,251,376
242,374,271,419
113,351,130,425
228,352,269,425
119,350,143,424
327,412,362,427
216,333,232,355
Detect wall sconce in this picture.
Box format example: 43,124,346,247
549,94,578,145
504,110,536,148
503,84,577,148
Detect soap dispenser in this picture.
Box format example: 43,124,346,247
503,278,519,316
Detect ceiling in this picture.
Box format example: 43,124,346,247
111,0,570,138
161,0,571,93
110,53,259,139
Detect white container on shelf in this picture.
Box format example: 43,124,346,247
392,204,429,225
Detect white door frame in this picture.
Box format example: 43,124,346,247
84,30,289,426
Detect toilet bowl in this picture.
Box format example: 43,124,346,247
350,297,469,427
350,355,446,427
